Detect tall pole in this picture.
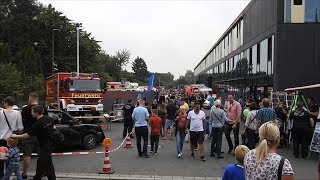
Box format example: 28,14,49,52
52,31,54,74
76,23,80,74
52,29,59,74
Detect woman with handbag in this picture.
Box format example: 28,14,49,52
209,99,231,158
243,102,259,150
0,96,24,179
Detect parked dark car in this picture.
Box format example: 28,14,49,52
47,109,105,150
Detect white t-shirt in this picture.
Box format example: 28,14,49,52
244,149,294,180
187,110,205,132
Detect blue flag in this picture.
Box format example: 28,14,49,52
148,73,155,92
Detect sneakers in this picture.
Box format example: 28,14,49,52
178,153,182,158
200,156,206,161
142,154,150,158
153,152,158,155
191,152,194,158
150,149,154,153
195,148,198,151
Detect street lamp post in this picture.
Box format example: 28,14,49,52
52,29,59,74
76,23,82,74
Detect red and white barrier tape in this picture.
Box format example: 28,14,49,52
20,151,105,156
21,126,135,156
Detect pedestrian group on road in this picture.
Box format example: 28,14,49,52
0,90,319,180
124,91,320,180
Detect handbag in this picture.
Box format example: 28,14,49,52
3,110,23,135
212,111,226,131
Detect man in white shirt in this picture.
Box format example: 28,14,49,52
0,96,23,179
186,101,206,161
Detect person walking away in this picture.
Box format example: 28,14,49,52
0,96,23,179
164,100,177,140
149,109,162,155
176,107,188,158
2,138,22,180
122,99,135,138
186,102,206,161
256,98,277,129
210,100,230,158
289,102,314,158
21,92,47,179
132,100,150,158
222,145,250,180
244,121,294,180
11,105,56,180
224,95,242,154
243,102,259,149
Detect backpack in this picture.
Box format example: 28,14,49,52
177,115,187,130
44,121,64,147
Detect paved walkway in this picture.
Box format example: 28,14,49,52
26,172,221,180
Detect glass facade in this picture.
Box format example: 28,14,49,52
305,0,320,22
285,0,320,23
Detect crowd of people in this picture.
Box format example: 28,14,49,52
0,93,56,180
122,91,319,179
0,90,319,180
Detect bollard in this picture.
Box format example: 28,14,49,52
124,133,133,148
99,138,114,174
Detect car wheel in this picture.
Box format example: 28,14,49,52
82,134,96,150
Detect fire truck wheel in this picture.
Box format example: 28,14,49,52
82,134,96,150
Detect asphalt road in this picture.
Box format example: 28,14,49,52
26,111,318,179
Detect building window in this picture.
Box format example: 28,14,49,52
257,43,260,65
249,48,252,65
236,25,239,38
294,0,302,5
267,37,272,61
284,0,292,23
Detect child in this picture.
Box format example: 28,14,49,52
222,145,249,180
2,137,22,180
149,109,162,155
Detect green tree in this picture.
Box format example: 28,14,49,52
132,56,149,83
115,49,130,71
0,62,22,97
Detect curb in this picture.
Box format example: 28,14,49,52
27,172,222,180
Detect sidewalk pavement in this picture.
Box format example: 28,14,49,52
26,172,221,180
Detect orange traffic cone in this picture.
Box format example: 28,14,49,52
124,133,133,148
99,146,114,174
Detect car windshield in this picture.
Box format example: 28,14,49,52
68,80,102,92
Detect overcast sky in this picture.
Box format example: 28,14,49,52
39,0,250,79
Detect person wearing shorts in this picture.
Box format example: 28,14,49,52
187,101,206,161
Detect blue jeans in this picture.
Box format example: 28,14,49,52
176,130,185,155
2,163,22,180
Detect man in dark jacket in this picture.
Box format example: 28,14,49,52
122,99,135,138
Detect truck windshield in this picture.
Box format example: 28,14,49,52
68,80,102,92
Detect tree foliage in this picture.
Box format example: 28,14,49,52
132,57,149,83
0,0,191,104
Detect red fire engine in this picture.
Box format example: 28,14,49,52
46,72,104,115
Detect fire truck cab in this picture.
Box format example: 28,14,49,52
46,72,104,116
